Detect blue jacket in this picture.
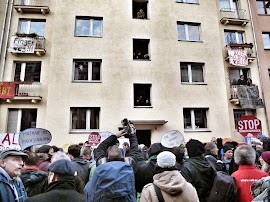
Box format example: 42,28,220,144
0,167,27,202
84,161,136,202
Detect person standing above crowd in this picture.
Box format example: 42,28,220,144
140,151,199,202
232,145,268,202
0,149,28,202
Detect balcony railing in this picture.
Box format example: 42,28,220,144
15,82,41,97
14,0,50,14
225,43,255,65
9,35,46,56
220,8,249,26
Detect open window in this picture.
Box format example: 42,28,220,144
134,84,151,107
132,0,148,19
133,39,150,60
229,68,250,85
14,62,41,82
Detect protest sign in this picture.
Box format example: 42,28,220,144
0,133,20,151
88,131,114,147
19,128,52,150
160,130,185,148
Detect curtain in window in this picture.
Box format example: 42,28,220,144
194,110,207,128
7,109,19,133
19,20,28,34
180,65,189,82
191,65,203,82
183,109,192,129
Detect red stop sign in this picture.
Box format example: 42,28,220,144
237,115,262,137
88,132,101,146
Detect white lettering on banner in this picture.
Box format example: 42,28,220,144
9,36,36,53
238,120,261,130
240,179,259,183
0,133,21,151
228,47,248,66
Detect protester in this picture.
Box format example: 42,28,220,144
181,139,215,202
221,145,234,174
232,145,268,202
169,145,185,170
25,159,85,202
140,151,199,202
0,149,28,202
204,142,224,171
260,151,270,174
20,151,48,196
36,145,54,172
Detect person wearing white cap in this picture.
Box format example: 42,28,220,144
140,151,199,202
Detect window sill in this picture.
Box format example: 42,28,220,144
69,130,100,134
181,82,206,85
258,14,270,16
133,18,150,20
72,81,102,83
264,48,270,50
178,40,203,43
134,106,152,108
176,2,199,5
133,59,151,61
74,35,103,38
184,129,211,132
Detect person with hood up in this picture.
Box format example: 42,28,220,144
36,145,54,173
140,151,199,202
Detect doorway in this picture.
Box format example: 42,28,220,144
136,130,151,147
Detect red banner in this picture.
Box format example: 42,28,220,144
0,82,16,98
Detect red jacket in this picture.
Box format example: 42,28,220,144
232,165,268,202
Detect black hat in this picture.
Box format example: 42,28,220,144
36,145,52,153
223,145,233,153
148,143,164,157
48,159,76,176
186,139,205,157
0,149,28,160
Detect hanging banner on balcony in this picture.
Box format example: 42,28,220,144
0,133,20,151
237,85,264,109
0,82,16,98
9,36,36,53
227,47,248,66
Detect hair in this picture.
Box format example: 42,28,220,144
261,161,269,173
24,151,39,166
54,173,75,181
170,146,185,163
234,145,256,165
51,145,60,153
108,145,123,160
81,146,91,157
68,144,81,158
51,151,71,163
204,142,217,156
122,142,130,147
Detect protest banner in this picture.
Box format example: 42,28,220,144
88,131,113,147
0,133,20,151
160,130,185,148
19,128,52,150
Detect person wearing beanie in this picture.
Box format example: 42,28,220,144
260,151,270,173
181,139,215,202
221,145,233,174
140,151,199,202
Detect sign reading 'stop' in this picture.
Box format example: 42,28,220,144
237,115,262,137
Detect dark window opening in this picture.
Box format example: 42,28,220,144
134,84,151,107
233,109,256,129
133,39,150,60
21,109,37,131
136,130,151,148
14,62,41,82
132,0,148,19
71,107,100,130
229,68,250,85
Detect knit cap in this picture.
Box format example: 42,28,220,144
157,151,176,168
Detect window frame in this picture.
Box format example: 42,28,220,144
180,62,205,84
256,0,270,15
133,39,150,60
70,107,100,132
14,61,41,82
224,30,245,45
134,83,152,108
177,22,201,42
176,0,199,4
72,59,102,82
262,32,270,50
183,108,209,131
75,16,103,37
18,19,46,37
132,0,149,19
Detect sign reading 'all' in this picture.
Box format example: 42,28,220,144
237,115,262,137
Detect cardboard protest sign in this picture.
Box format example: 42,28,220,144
88,131,113,147
19,128,52,150
160,130,185,148
0,133,21,151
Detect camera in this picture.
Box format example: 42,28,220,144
121,118,133,138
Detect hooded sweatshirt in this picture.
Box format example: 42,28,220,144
140,170,199,202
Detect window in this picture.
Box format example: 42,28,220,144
229,68,250,85
18,19,46,37
7,109,37,133
183,108,208,130
14,62,41,82
176,0,198,3
256,0,270,14
219,0,237,10
224,30,244,45
134,84,151,107
133,0,148,19
73,59,101,82
71,107,100,130
133,39,150,60
75,17,103,37
262,33,270,49
180,63,204,83
233,109,255,129
177,22,201,42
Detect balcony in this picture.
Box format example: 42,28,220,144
225,43,256,66
220,8,250,26
8,34,46,56
14,0,50,14
230,85,263,109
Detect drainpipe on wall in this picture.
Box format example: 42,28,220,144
0,0,14,81
0,0,9,57
247,0,270,135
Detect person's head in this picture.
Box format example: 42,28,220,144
260,151,270,172
36,145,54,159
139,9,143,12
186,139,205,158
47,159,76,184
115,140,120,147
240,75,244,80
170,146,185,164
0,149,28,178
205,142,219,157
108,145,123,160
122,142,130,152
68,144,81,158
23,151,39,166
234,145,256,165
211,137,217,145
81,146,92,161
157,151,176,169
148,143,164,158
51,151,71,164
223,145,233,160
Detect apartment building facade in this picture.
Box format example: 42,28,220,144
0,0,268,147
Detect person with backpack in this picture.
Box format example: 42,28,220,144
232,145,268,202
140,151,199,202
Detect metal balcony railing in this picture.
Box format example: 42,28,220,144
14,0,50,7
231,85,238,99
220,8,249,20
15,82,41,97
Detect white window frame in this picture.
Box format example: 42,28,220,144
262,33,270,49
75,17,103,37
177,22,201,42
219,0,237,10
224,30,244,45
176,0,198,4
14,62,41,82
73,60,102,82
181,63,204,84
18,19,46,36
184,108,209,131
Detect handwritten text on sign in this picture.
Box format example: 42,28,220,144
9,36,36,53
0,133,20,151
0,82,16,98
228,47,248,67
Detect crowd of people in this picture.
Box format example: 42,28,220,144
1,125,270,202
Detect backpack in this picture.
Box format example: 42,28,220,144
208,171,237,202
251,176,270,202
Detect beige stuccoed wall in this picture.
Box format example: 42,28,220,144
0,0,268,148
